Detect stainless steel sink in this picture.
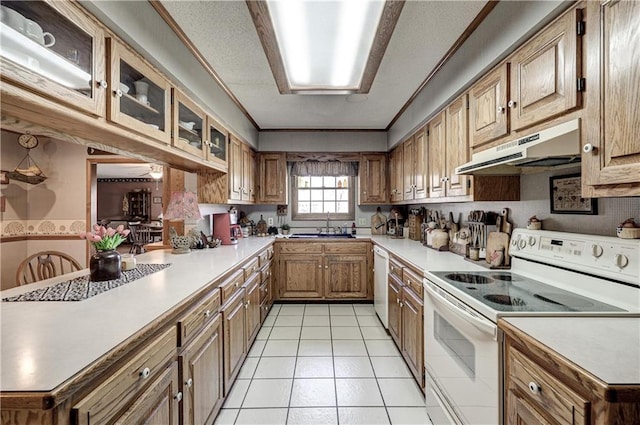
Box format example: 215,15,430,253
289,233,355,239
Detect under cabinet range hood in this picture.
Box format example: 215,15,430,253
456,119,581,175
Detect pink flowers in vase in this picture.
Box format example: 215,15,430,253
79,224,131,251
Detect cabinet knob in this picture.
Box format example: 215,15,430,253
325,265,328,269
399,302,404,308
204,309,211,318
186,378,193,388
98,80,108,89
508,100,517,108
528,381,541,394
114,89,123,98
235,282,240,288
174,391,183,402
583,143,596,153
318,264,322,268
397,298,400,304
139,367,151,379
496,106,505,113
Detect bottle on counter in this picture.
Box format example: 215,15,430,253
352,222,356,235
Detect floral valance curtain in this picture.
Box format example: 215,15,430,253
290,160,359,177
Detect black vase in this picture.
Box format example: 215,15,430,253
90,250,122,282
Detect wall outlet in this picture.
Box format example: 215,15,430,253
268,217,274,226
358,218,366,226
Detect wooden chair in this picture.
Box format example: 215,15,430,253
16,251,82,286
128,222,152,254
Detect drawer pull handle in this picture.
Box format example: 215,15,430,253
235,282,240,288
396,298,400,304
139,367,151,379
174,391,183,402
204,309,211,318
186,378,193,388
528,382,541,394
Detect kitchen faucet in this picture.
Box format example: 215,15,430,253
326,212,330,234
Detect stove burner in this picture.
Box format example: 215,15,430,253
534,293,595,309
490,273,521,282
445,273,494,284
484,294,527,306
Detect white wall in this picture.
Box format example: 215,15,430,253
259,131,387,152
388,0,567,147
82,0,258,147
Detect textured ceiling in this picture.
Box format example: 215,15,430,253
158,0,488,130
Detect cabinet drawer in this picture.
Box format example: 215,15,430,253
324,242,369,254
508,346,589,425
258,247,274,266
72,326,177,425
219,269,244,303
389,257,404,280
402,267,423,299
260,262,272,283
243,257,260,280
278,242,323,254
177,288,221,347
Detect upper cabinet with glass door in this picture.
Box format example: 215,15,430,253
172,89,206,159
107,38,171,144
205,116,227,167
0,1,106,116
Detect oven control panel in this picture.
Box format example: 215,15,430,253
511,229,639,285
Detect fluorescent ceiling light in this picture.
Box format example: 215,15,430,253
267,0,385,91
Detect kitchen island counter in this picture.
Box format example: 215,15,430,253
0,237,274,393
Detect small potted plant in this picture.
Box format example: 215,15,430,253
281,223,290,235
79,224,130,281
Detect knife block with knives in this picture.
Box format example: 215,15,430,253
487,208,512,268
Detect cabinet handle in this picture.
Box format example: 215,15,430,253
186,378,193,388
396,298,400,304
204,309,211,318
528,381,541,395
496,106,505,113
98,80,108,89
325,265,328,269
583,143,596,153
235,282,240,288
174,391,183,402
114,89,123,98
399,302,404,308
139,367,151,379
508,100,517,108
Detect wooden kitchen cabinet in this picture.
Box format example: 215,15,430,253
244,273,261,347
469,63,509,150
444,95,469,197
172,89,206,159
228,136,244,201
359,153,388,204
428,110,447,198
276,241,372,300
179,313,223,425
258,152,287,204
583,0,640,195
403,127,429,201
221,289,246,393
388,274,402,346
107,38,172,144
403,136,415,201
390,146,404,202
0,1,107,117
205,116,227,166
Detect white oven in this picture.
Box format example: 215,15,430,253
423,229,640,425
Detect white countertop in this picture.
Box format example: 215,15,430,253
0,237,274,392
502,316,640,385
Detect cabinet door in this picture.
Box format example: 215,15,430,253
469,63,509,149
180,314,223,425
114,362,180,425
390,147,404,202
428,111,447,198
401,287,424,387
244,273,261,346
228,136,243,201
241,144,255,201
107,38,172,144
205,116,227,166
222,290,246,393
359,153,388,204
413,128,429,200
279,255,323,298
509,9,580,133
324,254,368,299
259,152,287,204
172,90,206,158
584,0,640,187
507,390,555,425
388,274,402,347
403,137,415,201
446,94,470,197
0,1,107,117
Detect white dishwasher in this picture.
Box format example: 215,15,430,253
373,246,389,329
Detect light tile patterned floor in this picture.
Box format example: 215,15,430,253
215,303,432,425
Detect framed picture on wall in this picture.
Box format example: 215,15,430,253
152,196,162,204
549,173,598,215
0,170,9,184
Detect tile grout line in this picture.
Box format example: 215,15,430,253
329,303,340,425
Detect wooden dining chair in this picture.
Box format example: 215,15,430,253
128,222,152,254
16,251,82,286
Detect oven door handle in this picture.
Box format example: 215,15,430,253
424,283,497,340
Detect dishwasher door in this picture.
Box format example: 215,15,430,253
373,246,389,328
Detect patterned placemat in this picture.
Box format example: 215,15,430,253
2,264,172,302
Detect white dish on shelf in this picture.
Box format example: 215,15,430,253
0,22,90,90
147,124,159,130
119,82,130,94
179,121,195,131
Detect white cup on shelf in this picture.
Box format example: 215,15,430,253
1,6,26,34
25,19,55,47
